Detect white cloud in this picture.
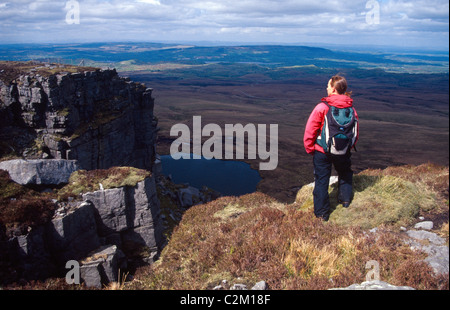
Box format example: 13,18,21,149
137,0,161,5
0,0,448,49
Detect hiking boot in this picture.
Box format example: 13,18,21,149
317,215,329,222
338,199,351,208
341,202,350,208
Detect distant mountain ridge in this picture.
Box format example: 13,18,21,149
0,42,448,74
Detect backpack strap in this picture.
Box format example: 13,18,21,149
321,101,331,108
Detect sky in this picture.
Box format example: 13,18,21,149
0,0,448,51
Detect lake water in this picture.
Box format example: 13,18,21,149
160,154,262,196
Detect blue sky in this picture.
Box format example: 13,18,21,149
0,0,448,50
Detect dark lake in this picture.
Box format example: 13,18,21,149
160,154,262,196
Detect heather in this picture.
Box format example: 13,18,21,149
1,164,448,290
126,164,449,290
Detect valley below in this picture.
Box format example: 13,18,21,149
126,64,449,202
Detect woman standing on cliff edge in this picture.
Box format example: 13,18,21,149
303,75,359,221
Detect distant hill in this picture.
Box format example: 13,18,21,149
0,42,448,74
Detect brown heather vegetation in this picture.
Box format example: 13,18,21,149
2,60,447,290
1,164,447,290
0,170,56,241
125,163,449,290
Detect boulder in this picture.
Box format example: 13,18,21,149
414,221,434,230
406,228,449,275
46,201,101,266
80,245,127,288
0,159,79,186
178,186,201,208
425,246,450,275
330,280,415,290
251,281,268,290
82,176,164,256
406,229,445,246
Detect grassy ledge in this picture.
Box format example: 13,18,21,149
57,166,152,200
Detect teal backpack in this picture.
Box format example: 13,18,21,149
316,102,358,155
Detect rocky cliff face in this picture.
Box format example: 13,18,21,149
8,178,163,287
0,62,162,287
0,62,158,171
82,176,164,257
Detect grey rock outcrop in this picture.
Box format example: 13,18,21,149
178,186,201,207
1,63,164,288
251,280,269,290
0,64,158,172
330,280,415,290
80,245,127,289
4,174,164,287
413,221,434,231
0,159,79,186
82,176,164,256
406,226,449,276
212,280,268,291
47,201,101,266
6,201,100,281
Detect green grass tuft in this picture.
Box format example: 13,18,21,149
57,167,152,200
330,174,435,229
296,164,448,230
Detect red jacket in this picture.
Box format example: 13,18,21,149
303,94,359,155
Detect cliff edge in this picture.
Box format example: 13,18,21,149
0,61,158,171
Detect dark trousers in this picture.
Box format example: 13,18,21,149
313,151,353,220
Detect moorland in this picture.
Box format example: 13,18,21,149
1,43,448,202
129,64,449,202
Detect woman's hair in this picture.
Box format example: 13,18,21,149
331,75,352,97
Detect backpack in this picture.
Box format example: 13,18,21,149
316,102,358,155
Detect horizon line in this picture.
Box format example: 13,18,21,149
0,40,448,53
